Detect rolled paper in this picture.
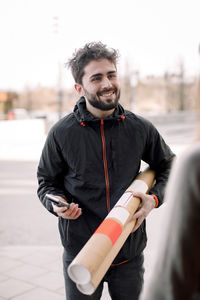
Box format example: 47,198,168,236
77,219,136,295
67,234,112,284
68,168,155,291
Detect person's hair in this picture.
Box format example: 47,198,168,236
67,42,119,84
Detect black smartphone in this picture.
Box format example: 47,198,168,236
45,194,70,209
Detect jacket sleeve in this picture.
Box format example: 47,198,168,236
37,127,68,215
140,144,200,300
142,120,175,206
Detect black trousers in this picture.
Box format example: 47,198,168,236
63,249,144,300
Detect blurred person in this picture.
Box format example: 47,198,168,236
139,126,200,298
37,42,175,300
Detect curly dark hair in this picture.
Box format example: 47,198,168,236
67,42,119,84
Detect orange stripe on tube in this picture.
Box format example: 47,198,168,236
94,219,122,246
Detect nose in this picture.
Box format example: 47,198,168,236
101,76,112,89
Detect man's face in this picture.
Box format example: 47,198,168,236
78,59,121,111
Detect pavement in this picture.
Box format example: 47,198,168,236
0,246,65,300
0,218,166,300
0,246,111,300
0,113,198,299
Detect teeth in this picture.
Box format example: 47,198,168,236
102,92,113,96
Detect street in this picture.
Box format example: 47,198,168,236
0,160,60,246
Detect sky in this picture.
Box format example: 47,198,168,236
0,0,200,92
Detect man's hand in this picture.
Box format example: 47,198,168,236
131,192,156,232
51,196,82,220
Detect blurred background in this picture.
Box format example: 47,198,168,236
0,0,199,298
0,0,200,123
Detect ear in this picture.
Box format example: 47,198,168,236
75,83,84,96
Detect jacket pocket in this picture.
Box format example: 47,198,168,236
58,214,95,255
58,218,70,247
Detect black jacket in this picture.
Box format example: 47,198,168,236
37,97,174,263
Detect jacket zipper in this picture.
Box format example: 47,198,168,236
100,119,129,267
100,119,111,213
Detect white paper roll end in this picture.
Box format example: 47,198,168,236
77,282,95,295
68,263,91,284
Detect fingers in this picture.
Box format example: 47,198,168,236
132,209,143,220
131,192,155,232
65,203,82,219
131,208,145,232
52,202,82,220
133,192,155,212
52,203,67,216
133,191,144,199
131,215,144,232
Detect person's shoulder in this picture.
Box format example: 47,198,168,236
51,112,76,131
124,110,153,127
124,111,159,139
47,112,78,140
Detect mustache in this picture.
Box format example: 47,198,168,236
97,88,117,96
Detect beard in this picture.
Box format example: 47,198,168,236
83,87,121,111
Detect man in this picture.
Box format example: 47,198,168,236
37,42,175,300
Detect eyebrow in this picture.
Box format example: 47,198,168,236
90,70,117,79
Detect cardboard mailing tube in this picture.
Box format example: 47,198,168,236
77,219,137,294
68,168,155,291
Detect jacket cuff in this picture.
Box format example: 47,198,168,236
151,194,159,208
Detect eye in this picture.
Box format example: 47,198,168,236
92,76,101,82
108,73,116,79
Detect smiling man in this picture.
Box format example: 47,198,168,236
75,58,120,116
37,42,175,300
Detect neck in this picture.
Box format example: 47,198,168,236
86,101,115,119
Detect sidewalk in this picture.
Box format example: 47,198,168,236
0,246,110,300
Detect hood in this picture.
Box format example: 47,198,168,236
73,97,125,125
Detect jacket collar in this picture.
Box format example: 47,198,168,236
74,97,125,124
